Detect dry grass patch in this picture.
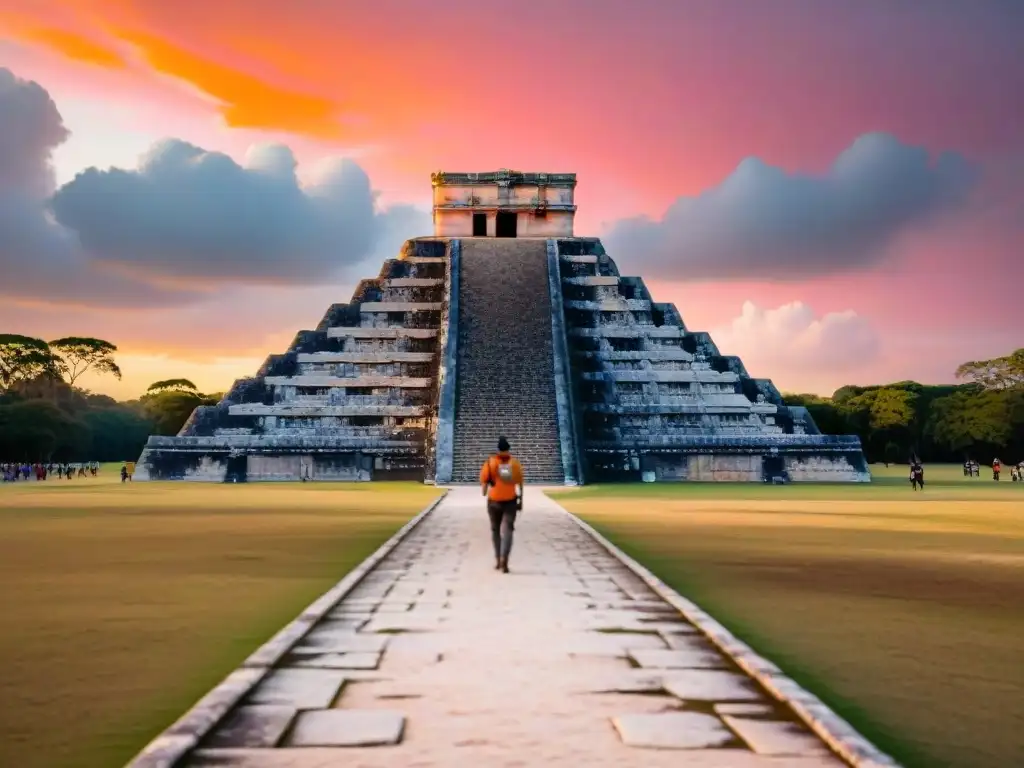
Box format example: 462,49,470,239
551,466,1024,768
0,476,439,768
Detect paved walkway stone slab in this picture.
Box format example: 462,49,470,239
630,646,729,669
292,632,389,655
246,669,345,709
183,488,849,767
663,669,765,701
204,706,295,748
612,711,737,749
287,710,405,746
716,703,777,716
724,715,836,757
290,651,381,670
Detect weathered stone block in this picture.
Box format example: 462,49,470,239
612,712,735,749
722,715,833,756
247,669,345,709
287,710,405,747
204,705,295,748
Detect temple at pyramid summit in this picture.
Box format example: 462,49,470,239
135,169,870,483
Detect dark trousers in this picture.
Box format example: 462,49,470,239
487,500,518,560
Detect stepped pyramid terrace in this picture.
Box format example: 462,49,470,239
136,169,870,483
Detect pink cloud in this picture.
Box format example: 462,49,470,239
709,301,880,394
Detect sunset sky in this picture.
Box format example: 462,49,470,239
1,0,1021,400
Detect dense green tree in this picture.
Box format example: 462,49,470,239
0,363,152,462
884,441,902,466
782,393,850,435
0,335,60,390
146,378,198,393
955,348,1024,390
838,387,918,460
927,388,1023,458
82,406,154,462
49,337,122,386
140,388,216,436
0,399,89,461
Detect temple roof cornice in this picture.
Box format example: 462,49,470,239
431,169,577,187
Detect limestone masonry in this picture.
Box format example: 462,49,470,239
136,170,869,483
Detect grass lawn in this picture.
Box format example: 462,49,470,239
0,469,439,768
550,464,1024,768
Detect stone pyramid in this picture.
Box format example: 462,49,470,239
136,170,868,483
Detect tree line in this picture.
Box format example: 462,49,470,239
2,333,1021,465
0,335,218,462
784,349,1024,465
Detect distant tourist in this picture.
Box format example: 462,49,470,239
992,458,1002,481
910,460,924,491
120,463,129,483
963,459,972,477
479,436,524,574
1012,465,1021,483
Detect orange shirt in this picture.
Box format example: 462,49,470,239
479,453,523,502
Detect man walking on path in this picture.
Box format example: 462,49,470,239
479,436,524,574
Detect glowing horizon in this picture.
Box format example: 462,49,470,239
1,1,1021,400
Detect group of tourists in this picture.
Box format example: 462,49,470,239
962,458,1023,481
1,460,137,484
1,461,100,482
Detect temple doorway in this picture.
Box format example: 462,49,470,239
472,212,487,236
495,211,517,237
762,454,785,483
224,454,248,483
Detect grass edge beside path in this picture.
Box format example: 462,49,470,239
548,469,1024,768
571,522,920,767
0,482,440,768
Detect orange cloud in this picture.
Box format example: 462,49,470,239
11,25,126,68
110,28,343,138
3,2,346,139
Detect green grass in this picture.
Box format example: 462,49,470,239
550,464,1024,768
0,472,439,768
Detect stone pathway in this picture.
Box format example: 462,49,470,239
184,487,847,767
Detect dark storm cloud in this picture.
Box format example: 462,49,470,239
0,67,67,195
0,67,429,309
604,132,978,281
0,67,199,307
50,141,423,284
